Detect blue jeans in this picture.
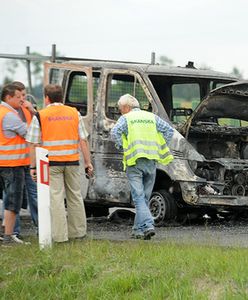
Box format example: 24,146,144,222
126,158,156,235
2,166,38,235
24,166,38,227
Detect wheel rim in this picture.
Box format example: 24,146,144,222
149,193,166,223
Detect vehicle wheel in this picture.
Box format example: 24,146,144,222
149,190,177,226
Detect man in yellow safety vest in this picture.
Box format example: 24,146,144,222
111,94,174,240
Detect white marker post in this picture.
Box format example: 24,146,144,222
36,147,52,249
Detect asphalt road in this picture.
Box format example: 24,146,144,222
86,216,248,248
2,200,248,248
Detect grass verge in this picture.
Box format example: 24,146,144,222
1,237,248,299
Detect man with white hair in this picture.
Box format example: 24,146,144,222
111,94,174,240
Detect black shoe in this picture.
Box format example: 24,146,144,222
144,229,155,240
71,235,87,241
54,240,69,244
131,233,145,240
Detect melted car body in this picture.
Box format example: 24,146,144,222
178,81,248,206
43,59,245,222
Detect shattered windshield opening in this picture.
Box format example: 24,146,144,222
148,74,234,126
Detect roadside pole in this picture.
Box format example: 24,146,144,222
36,147,52,249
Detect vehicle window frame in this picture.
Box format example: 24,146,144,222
44,62,94,135
102,69,155,122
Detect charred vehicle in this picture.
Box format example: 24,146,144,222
175,81,248,220
41,59,243,223
0,50,240,222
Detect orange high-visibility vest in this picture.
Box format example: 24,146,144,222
0,105,29,167
39,105,80,162
21,106,32,125
20,106,32,165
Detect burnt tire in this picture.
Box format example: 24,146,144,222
149,190,177,226
86,206,109,217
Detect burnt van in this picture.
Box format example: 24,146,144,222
42,59,248,224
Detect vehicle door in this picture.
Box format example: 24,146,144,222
88,68,156,205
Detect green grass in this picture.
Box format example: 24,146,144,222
1,238,248,299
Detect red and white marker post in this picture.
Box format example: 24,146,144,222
36,147,52,249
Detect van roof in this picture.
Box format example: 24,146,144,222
0,51,237,81
66,60,237,81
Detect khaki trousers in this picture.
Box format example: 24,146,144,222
49,165,87,242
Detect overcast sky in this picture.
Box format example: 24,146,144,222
1,0,248,83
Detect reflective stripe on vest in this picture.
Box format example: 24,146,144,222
43,140,79,146
122,110,174,170
39,105,80,162
48,149,79,156
0,105,29,166
0,153,29,160
0,143,28,150
125,147,172,161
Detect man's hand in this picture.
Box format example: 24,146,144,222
22,100,36,114
85,163,94,178
30,169,37,182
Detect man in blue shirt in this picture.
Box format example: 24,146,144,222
111,94,174,240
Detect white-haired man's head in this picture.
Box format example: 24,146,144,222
118,94,140,115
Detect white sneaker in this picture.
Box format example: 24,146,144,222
3,234,30,245
11,234,24,243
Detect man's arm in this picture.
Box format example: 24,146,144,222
29,143,38,181
29,143,37,168
155,115,174,144
79,139,93,176
25,116,42,181
78,114,93,176
25,116,41,144
22,100,37,116
3,112,27,138
110,115,127,149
